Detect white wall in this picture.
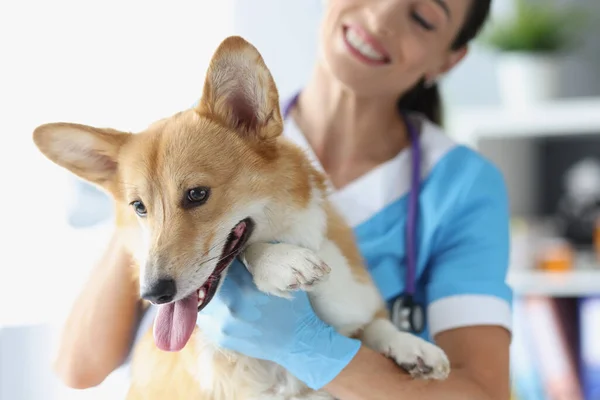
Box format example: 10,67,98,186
233,0,323,102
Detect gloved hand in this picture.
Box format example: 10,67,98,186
196,259,361,390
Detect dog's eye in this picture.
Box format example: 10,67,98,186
187,187,209,203
184,187,211,208
131,200,147,217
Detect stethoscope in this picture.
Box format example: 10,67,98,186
282,92,425,334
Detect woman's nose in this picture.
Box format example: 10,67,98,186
365,0,405,37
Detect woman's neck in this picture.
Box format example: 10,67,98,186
291,64,409,181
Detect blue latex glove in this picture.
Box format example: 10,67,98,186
196,259,361,390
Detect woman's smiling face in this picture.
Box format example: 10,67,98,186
319,0,473,97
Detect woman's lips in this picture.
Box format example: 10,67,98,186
342,24,391,65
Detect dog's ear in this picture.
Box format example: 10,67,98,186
197,36,283,141
33,123,130,192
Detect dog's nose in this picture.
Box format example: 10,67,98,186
141,279,177,304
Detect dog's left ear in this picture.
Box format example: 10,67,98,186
32,123,130,194
197,36,283,141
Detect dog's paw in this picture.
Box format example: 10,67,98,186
361,319,450,381
387,335,450,380
242,243,331,298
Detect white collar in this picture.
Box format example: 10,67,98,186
282,116,457,227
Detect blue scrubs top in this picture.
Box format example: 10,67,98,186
283,112,513,342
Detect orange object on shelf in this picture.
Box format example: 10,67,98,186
536,239,574,272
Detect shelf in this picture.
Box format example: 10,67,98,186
508,269,600,297
446,97,600,147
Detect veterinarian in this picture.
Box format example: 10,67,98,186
54,1,512,399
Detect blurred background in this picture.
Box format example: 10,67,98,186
1,0,600,399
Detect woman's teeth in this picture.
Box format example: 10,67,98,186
198,287,206,307
345,28,385,61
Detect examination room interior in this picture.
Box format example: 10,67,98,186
1,1,600,399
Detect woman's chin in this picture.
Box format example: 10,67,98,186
317,39,387,94
321,57,388,97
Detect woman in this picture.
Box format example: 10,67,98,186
55,1,512,399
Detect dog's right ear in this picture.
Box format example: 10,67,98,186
196,36,283,142
33,123,130,191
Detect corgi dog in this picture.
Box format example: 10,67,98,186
33,36,450,400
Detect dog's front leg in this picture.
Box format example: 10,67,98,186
239,243,336,400
240,242,331,298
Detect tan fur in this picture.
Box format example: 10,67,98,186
374,307,390,320
33,35,449,400
126,328,206,400
324,201,373,284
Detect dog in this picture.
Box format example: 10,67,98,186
33,35,450,400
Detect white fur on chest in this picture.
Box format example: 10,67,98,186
250,182,327,252
310,239,383,335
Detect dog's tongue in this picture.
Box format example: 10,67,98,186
153,293,197,352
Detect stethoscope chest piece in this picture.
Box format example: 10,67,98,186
391,295,425,334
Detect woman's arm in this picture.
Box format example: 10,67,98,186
53,229,144,389
325,325,511,400
197,262,512,400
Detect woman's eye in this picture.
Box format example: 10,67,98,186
131,200,147,217
411,11,435,31
183,187,211,209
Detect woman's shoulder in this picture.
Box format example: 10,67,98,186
420,117,508,203
417,118,509,241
